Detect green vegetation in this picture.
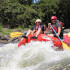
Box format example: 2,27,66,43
0,0,70,32
0,23,3,32
1,29,12,36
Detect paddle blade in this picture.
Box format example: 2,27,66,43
62,41,70,50
10,32,23,37
68,32,70,37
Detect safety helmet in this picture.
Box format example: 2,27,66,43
36,19,42,23
51,16,57,20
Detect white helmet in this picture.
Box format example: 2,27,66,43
36,19,42,23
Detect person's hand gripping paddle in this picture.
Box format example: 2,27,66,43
51,25,70,50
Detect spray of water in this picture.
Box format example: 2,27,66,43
0,41,70,70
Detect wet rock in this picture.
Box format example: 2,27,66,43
64,29,70,33
8,37,17,43
1,35,10,40
0,40,8,44
7,36,21,43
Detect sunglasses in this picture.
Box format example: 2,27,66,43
36,22,40,23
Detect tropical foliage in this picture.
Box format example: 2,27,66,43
0,0,70,28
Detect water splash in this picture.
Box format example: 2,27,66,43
0,41,70,70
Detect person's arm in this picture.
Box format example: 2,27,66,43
44,29,47,34
48,23,51,30
26,26,34,36
26,30,32,37
31,30,36,35
56,27,61,36
56,20,61,36
43,25,47,34
36,28,41,37
36,25,44,37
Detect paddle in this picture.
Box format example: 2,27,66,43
68,32,70,37
50,25,70,50
10,32,23,37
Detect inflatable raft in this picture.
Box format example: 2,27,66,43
18,34,70,49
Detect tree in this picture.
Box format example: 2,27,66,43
57,0,70,28
0,0,70,29
17,0,32,5
32,0,59,25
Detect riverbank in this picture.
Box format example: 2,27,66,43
0,28,29,44
0,28,70,44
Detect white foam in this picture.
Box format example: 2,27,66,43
0,41,70,70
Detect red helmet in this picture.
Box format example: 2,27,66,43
51,16,57,20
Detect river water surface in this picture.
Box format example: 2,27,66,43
0,41,70,70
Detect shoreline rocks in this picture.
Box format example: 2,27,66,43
0,33,22,44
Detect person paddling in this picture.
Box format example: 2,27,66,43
31,19,45,39
48,16,63,39
22,19,45,39
22,21,37,39
18,19,45,47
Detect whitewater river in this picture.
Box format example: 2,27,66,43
0,41,70,70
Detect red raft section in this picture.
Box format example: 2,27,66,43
18,34,63,49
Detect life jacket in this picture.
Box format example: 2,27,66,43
52,21,64,33
59,21,64,27
35,25,43,34
52,25,57,33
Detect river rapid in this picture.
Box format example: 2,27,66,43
0,41,70,70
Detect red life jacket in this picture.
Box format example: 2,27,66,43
52,21,63,33
52,25,57,33
36,25,43,34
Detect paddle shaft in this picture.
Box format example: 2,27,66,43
50,25,62,41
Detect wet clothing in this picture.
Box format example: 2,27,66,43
31,36,37,39
52,20,63,39
31,24,45,34
35,24,44,34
